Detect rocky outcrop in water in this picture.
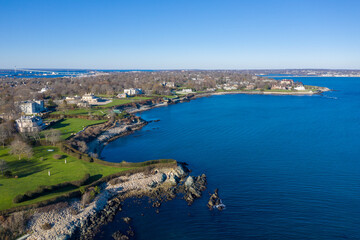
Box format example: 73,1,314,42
207,188,225,211
183,174,207,205
112,230,129,240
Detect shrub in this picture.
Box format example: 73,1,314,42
81,191,95,206
69,207,79,215
53,154,63,160
3,170,12,178
0,215,5,223
79,186,86,195
12,173,91,203
13,195,24,204
41,223,52,230
94,186,101,194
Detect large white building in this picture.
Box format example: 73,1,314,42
38,87,51,93
82,93,99,104
15,116,44,133
20,100,45,114
124,88,143,96
294,85,306,91
176,89,193,94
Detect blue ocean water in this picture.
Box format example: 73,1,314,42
100,77,360,240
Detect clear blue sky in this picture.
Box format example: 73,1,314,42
0,0,359,69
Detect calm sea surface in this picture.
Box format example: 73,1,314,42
100,77,360,240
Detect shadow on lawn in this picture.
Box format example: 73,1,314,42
50,119,70,130
7,160,51,178
88,174,103,184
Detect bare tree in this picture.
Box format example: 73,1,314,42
0,124,8,147
0,159,8,175
47,129,61,146
22,129,41,142
78,141,88,153
10,139,33,160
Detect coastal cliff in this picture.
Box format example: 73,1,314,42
25,163,206,240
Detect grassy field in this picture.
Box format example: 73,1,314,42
50,108,107,116
43,118,107,140
98,96,153,108
0,146,128,211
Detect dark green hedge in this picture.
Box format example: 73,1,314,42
13,173,90,203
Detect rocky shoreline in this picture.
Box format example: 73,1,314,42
86,120,148,158
25,163,207,240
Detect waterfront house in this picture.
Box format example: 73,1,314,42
280,79,294,85
206,88,216,92
15,116,44,133
176,89,193,94
245,84,256,90
124,88,143,96
294,85,306,91
19,100,45,114
271,84,286,90
223,84,238,91
117,93,128,98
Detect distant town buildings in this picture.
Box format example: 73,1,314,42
19,100,45,114
223,84,238,91
206,88,217,92
245,84,256,90
15,116,44,133
124,88,143,96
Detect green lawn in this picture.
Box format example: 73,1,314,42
50,108,107,116
43,118,107,140
0,146,127,210
98,96,153,108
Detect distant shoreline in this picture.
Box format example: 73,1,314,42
260,75,360,78
91,87,331,158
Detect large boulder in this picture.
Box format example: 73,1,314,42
168,174,180,185
185,176,194,188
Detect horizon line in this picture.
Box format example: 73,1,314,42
1,68,360,71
